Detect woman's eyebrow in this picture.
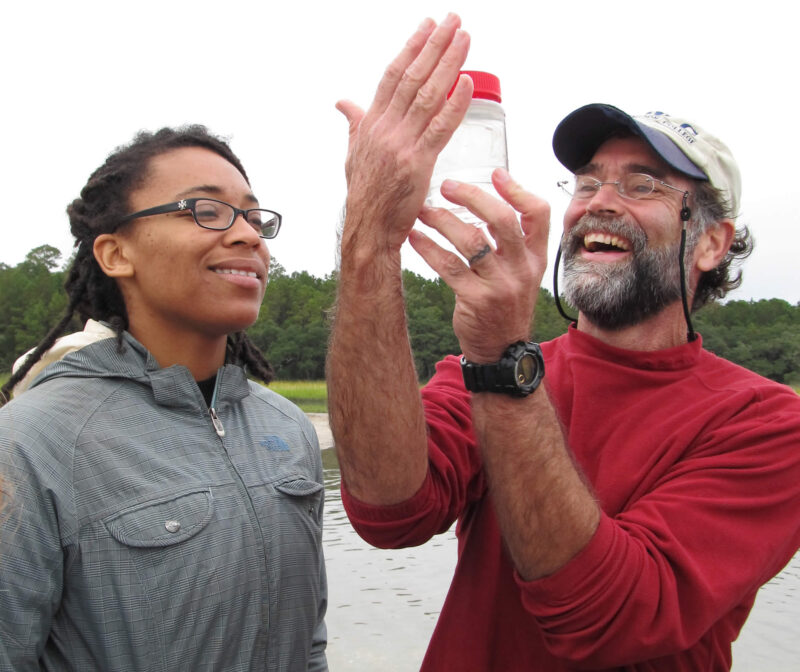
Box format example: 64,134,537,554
174,185,259,205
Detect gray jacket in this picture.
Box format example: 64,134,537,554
0,334,327,671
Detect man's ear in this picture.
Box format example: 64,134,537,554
93,234,135,278
695,219,735,272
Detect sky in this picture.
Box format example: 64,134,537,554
2,0,797,304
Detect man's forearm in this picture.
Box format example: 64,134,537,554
472,388,600,580
327,14,470,506
327,227,429,505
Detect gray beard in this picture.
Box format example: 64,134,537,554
561,214,687,331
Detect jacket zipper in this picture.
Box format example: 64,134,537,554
206,368,271,647
209,375,225,437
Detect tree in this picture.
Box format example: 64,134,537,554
1,245,798,386
0,246,76,371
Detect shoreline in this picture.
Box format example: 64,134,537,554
307,412,333,450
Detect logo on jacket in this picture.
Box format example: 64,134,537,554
260,435,290,452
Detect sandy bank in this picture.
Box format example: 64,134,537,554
307,412,333,450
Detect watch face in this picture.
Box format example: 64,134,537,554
515,353,537,385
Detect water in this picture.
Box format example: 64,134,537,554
321,447,456,671
731,557,800,671
316,425,800,670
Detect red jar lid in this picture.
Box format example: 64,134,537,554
448,71,502,103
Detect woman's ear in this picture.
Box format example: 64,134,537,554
695,219,735,272
93,234,135,278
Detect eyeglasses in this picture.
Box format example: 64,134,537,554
557,173,688,201
120,197,282,239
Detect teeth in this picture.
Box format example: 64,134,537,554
215,268,258,278
584,232,630,251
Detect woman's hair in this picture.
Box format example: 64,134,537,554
1,125,273,405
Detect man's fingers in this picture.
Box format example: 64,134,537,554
417,205,496,271
370,18,437,118
492,169,551,260
413,43,472,151
433,173,549,268
407,229,474,292
336,100,366,136
388,13,462,118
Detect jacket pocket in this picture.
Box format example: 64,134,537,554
274,476,324,524
102,489,214,548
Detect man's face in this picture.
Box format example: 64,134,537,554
560,136,694,330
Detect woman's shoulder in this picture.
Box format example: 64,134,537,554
1,375,119,449
245,381,319,448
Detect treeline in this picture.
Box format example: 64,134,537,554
2,245,799,385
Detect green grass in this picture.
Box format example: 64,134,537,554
268,380,327,413
0,372,329,412
3,369,796,409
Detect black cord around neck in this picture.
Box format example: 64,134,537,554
553,242,578,325
679,191,698,342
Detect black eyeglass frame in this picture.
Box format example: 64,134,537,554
119,197,282,239
556,173,689,201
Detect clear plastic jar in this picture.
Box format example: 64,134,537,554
426,71,508,227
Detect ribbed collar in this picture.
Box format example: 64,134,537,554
562,324,703,372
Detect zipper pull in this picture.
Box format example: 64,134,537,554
209,407,225,437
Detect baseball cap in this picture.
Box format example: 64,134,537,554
552,103,741,216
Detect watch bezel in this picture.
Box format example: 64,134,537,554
461,341,545,397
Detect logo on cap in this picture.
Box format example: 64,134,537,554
641,111,699,145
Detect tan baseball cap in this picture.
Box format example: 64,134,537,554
553,103,741,216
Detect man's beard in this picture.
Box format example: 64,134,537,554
561,214,688,330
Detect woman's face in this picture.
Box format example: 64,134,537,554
111,146,270,342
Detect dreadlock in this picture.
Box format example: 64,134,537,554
1,125,273,405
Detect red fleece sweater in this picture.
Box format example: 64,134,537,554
342,327,800,671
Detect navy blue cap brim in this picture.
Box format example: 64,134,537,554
552,103,707,180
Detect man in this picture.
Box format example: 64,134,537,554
327,14,800,671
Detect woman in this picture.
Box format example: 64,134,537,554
0,127,327,671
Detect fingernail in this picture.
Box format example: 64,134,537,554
494,167,511,183
441,179,460,193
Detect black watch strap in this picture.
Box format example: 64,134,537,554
461,341,545,397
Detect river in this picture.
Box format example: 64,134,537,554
310,417,800,671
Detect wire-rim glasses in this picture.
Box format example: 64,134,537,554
557,173,688,201
120,197,282,239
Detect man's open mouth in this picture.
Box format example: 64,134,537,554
583,232,631,253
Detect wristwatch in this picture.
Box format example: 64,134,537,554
460,341,545,398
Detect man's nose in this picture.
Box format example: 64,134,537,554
586,183,624,215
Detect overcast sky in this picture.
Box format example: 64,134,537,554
3,0,797,303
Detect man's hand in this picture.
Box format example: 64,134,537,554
410,173,600,580
409,169,550,363
336,14,472,255
328,15,473,506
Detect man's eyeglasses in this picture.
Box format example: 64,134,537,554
557,173,688,201
120,198,282,239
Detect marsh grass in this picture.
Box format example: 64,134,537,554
0,372,330,412
268,380,327,413
1,371,795,411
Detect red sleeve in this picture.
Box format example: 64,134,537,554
342,355,487,548
515,383,800,667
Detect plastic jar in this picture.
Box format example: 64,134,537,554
426,71,508,227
